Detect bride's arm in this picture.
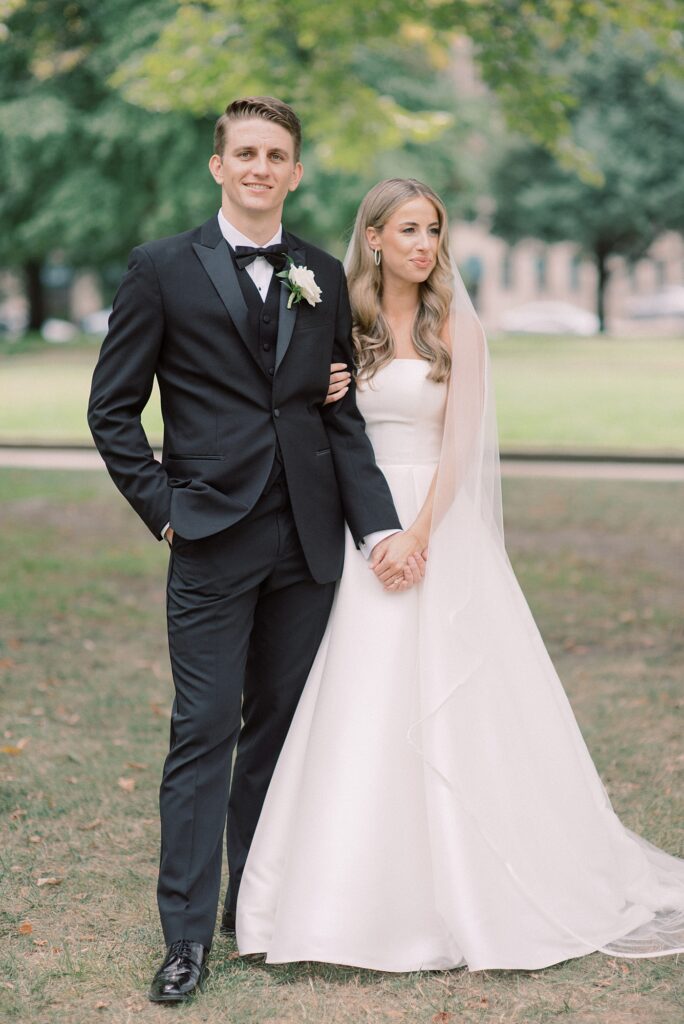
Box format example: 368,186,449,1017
371,324,454,582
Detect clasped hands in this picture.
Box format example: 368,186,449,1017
369,530,428,593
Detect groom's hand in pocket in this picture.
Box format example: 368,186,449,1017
165,527,174,547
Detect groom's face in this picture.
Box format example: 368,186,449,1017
209,118,303,221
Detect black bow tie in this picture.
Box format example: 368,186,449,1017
233,244,288,272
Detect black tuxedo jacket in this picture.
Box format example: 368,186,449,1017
88,215,400,583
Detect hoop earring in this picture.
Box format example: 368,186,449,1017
373,249,382,267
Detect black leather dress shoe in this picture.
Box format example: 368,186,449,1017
220,906,236,935
148,940,209,1003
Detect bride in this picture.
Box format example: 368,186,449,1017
235,178,684,971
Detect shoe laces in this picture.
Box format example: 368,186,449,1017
170,939,195,961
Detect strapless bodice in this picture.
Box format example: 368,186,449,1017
356,359,447,465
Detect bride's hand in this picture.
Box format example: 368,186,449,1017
369,531,427,589
323,362,351,405
386,552,427,592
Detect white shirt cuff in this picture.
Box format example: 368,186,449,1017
161,522,171,540
359,529,401,561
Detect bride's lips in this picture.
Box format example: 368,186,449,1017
410,258,432,269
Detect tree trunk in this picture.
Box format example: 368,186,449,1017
24,259,44,332
595,249,610,334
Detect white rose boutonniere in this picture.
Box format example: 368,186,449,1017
277,258,323,309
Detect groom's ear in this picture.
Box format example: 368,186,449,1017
288,160,304,193
208,153,224,185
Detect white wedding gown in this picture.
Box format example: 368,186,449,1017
236,359,684,972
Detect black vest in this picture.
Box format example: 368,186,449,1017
234,259,284,493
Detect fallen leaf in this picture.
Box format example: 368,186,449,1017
0,657,16,669
66,776,79,785
28,835,42,844
17,921,33,935
33,939,48,947
36,876,63,887
95,1001,109,1010
1,981,15,989
78,818,102,831
9,808,27,820
432,1015,454,1023
125,761,148,771
118,777,135,793
7,637,22,650
149,701,166,717
2,737,29,755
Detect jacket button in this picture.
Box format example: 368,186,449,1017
273,408,280,417
262,314,271,324
268,367,274,376
262,343,271,351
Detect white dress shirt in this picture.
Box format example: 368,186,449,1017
218,208,281,301
163,212,400,559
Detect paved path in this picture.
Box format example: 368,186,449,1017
1,447,683,481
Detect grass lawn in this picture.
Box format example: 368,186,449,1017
1,469,682,1024
1,334,683,454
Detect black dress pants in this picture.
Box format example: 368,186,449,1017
158,477,336,947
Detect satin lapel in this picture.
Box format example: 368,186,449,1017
192,236,264,375
275,240,306,373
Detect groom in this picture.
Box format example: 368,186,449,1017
88,96,417,1002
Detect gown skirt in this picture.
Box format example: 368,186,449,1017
236,360,684,971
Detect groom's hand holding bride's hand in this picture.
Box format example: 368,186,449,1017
369,531,428,592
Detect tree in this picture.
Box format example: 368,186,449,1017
0,0,215,327
114,0,683,170
0,0,491,320
490,36,684,331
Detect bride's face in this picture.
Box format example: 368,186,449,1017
367,196,440,287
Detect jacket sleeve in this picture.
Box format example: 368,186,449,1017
87,246,171,539
320,265,402,545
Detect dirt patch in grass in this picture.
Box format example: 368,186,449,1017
1,470,682,1023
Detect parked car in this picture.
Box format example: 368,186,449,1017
41,318,79,343
80,308,112,337
626,286,684,320
498,301,599,336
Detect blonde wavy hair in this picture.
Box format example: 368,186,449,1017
346,178,453,384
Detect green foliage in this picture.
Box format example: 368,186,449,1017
490,34,684,326
0,0,216,269
114,0,684,167
1,0,682,275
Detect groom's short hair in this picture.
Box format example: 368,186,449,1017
214,97,302,162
